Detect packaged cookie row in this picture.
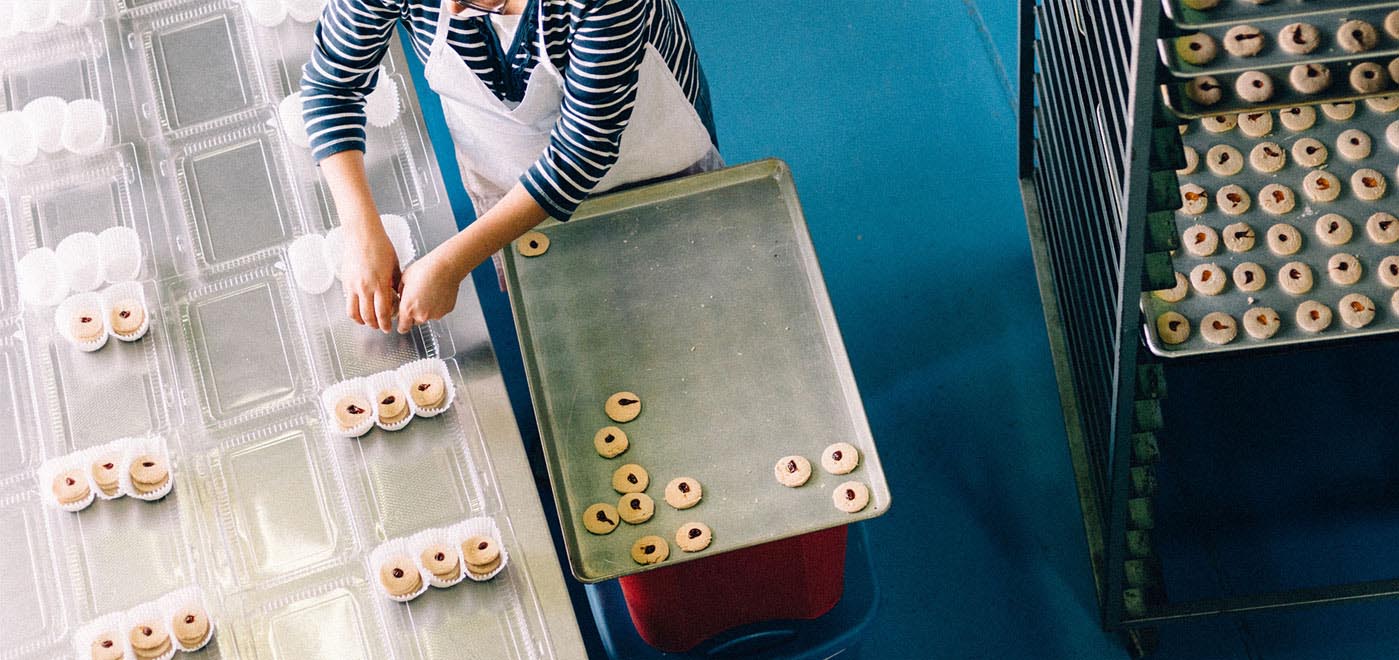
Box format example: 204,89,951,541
321,358,455,437
15,226,143,307
370,516,508,602
73,587,214,660
288,213,415,295
52,281,152,351
38,435,173,512
1154,293,1383,345
773,442,871,513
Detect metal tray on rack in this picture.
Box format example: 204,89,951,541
1161,59,1399,118
1144,99,1399,356
1163,0,1399,29
1158,5,1399,78
503,159,889,582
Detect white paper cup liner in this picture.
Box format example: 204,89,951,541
285,0,326,23
55,292,109,352
288,233,335,295
277,92,310,148
323,226,347,281
322,378,376,438
0,110,38,166
365,74,401,128
23,96,67,154
13,1,57,33
380,214,416,268
98,226,142,284
370,538,430,602
121,435,174,502
56,0,95,26
17,247,68,307
244,0,288,28
125,602,177,660
409,528,468,589
73,611,132,660
62,99,111,156
454,517,509,582
38,454,96,512
102,281,151,342
395,358,455,418
158,586,215,652
367,370,414,431
81,439,131,502
57,231,103,292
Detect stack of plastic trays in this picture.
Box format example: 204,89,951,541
1159,1,1399,117
0,1,555,658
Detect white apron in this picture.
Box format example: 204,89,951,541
422,0,718,216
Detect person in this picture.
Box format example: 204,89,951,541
301,0,721,334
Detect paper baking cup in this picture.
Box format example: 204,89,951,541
277,92,311,148
120,435,174,502
101,281,151,342
453,517,509,582
285,0,326,23
98,226,142,284
367,370,414,432
73,611,132,660
17,247,68,307
409,527,468,589
62,99,111,156
124,602,177,660
23,96,67,154
380,214,416,268
288,233,335,295
365,74,401,128
57,231,103,293
55,292,110,352
81,439,132,502
0,110,38,166
38,454,96,512
56,0,95,27
243,0,288,28
395,358,455,418
370,538,431,602
323,226,347,280
158,586,215,652
322,378,377,438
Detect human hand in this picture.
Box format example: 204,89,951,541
342,227,401,332
396,247,466,334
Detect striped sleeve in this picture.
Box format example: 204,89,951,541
300,0,402,162
520,0,649,220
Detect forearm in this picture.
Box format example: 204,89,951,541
319,150,387,241
436,184,548,280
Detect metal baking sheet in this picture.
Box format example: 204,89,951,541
1162,58,1399,119
1144,100,1399,356
1159,5,1399,78
1163,0,1399,29
503,159,889,582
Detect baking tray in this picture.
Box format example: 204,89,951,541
1159,5,1399,78
1162,57,1399,118
1163,0,1399,29
1144,100,1399,356
502,159,889,582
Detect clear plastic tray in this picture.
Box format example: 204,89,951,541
132,3,265,135
169,257,318,427
0,26,119,120
229,570,395,660
0,320,48,478
0,485,68,660
163,118,311,271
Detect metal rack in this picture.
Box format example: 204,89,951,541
1019,0,1399,654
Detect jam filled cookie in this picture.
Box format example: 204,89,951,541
1238,111,1273,138
1384,120,1399,150
1249,142,1285,172
1279,262,1315,295
129,622,171,660
1267,223,1303,255
833,481,871,513
517,231,550,257
1338,19,1379,53
1291,138,1328,167
1153,272,1189,303
1223,25,1265,57
378,555,422,598
90,632,124,660
774,455,813,487
1178,145,1200,175
604,391,641,423
1258,184,1296,215
1279,106,1316,132
1340,293,1378,328
1180,183,1209,215
1233,262,1266,292
52,468,90,506
420,543,462,583
1322,102,1357,121
69,305,105,344
463,536,503,577
1352,169,1387,201
1316,214,1354,246
664,477,703,510
1289,63,1331,95
1279,23,1321,55
1302,170,1341,203
593,426,629,458
618,492,656,524
676,522,713,553
1190,263,1227,296
821,442,860,474
1296,301,1333,333
1217,186,1251,216
1176,33,1219,66
1337,129,1373,161
1350,62,1388,95
1156,312,1191,345
583,503,620,534
1200,312,1238,345
171,604,211,650
1368,212,1399,243
1206,144,1244,176
1380,256,1399,287
1368,95,1399,113
631,535,670,565
1235,70,1274,103
129,454,170,495
108,298,145,339
612,463,649,494
409,373,447,410
1202,113,1236,133
1328,253,1363,286
333,394,373,431
1222,222,1255,252
1186,76,1224,106
90,454,121,497
376,387,409,426
1244,307,1282,339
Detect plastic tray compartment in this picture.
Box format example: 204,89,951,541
332,361,502,542
1163,0,1399,29
194,414,358,591
0,321,46,477
0,204,16,320
1144,101,1399,356
502,159,890,582
232,572,395,660
167,119,308,271
172,259,318,428
247,15,325,99
4,144,159,278
0,487,68,659
0,26,117,115
32,281,175,452
49,464,196,619
376,516,554,660
135,3,265,134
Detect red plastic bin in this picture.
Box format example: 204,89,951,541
617,525,849,653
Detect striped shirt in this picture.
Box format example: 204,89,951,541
301,0,717,220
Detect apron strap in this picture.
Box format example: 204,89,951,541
431,0,458,54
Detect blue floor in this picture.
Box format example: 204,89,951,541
401,2,1399,658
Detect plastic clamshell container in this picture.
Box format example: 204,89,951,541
133,3,266,135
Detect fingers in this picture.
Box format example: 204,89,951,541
374,288,395,333
346,291,364,326
359,290,377,331
397,305,415,335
